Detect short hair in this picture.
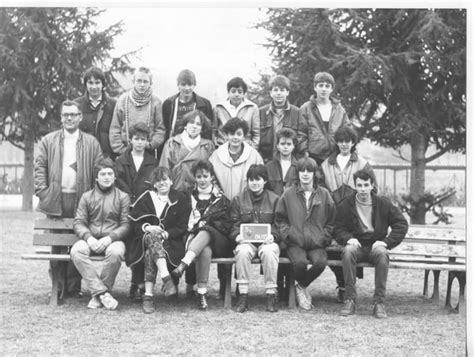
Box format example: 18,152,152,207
296,157,318,175
94,157,115,178
192,160,216,177
276,128,298,147
182,109,211,134
313,72,335,87
134,66,152,83
246,164,269,183
83,67,106,88
149,166,172,185
129,122,150,139
334,126,358,153
269,75,290,91
61,100,81,113
177,69,196,85
353,169,375,185
222,118,249,136
227,77,247,93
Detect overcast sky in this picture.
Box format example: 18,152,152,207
98,7,273,103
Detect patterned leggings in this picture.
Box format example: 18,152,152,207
144,231,167,283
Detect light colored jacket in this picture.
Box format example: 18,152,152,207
109,91,165,155
208,142,263,200
214,98,260,148
34,129,103,217
159,134,215,192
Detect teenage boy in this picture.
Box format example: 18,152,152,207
275,157,336,310
259,75,301,162
109,66,165,157
214,77,260,149
299,72,351,165
71,158,131,310
336,169,408,318
209,118,263,200
115,122,159,301
74,67,117,160
162,69,214,142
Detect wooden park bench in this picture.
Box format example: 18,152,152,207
22,220,465,312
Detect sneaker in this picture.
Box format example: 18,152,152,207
295,282,312,310
142,295,155,314
99,292,118,310
341,299,356,316
197,293,208,310
336,286,346,303
161,275,177,297
235,293,248,313
266,294,278,313
87,296,102,309
373,303,387,319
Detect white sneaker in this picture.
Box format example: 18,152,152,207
87,296,102,309
295,282,312,310
99,292,118,310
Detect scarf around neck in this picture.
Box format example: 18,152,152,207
129,87,152,107
181,131,201,151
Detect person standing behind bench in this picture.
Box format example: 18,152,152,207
275,157,336,310
74,66,117,160
335,169,408,318
34,100,103,298
71,158,131,310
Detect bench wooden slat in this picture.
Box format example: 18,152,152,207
33,233,79,246
405,225,465,242
34,218,74,230
390,243,465,258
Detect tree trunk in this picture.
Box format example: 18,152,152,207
409,134,427,224
22,129,35,211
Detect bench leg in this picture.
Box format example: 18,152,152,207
445,271,466,313
224,264,232,309
423,269,440,300
49,262,60,307
287,274,296,309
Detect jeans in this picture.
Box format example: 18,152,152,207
70,240,125,297
342,244,389,303
286,246,327,288
235,242,280,293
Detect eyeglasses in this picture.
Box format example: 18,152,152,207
61,113,81,119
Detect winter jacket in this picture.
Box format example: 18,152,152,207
109,91,165,155
162,92,214,141
115,149,159,203
229,188,281,245
126,189,191,267
73,185,131,242
299,95,351,161
335,192,408,249
214,98,260,148
208,142,263,200
320,152,377,205
159,134,215,192
74,94,117,160
34,129,103,217
265,156,298,196
275,184,336,250
258,102,302,162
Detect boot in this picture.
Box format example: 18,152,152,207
197,293,208,310
161,275,177,297
171,261,188,280
235,293,248,313
266,294,278,312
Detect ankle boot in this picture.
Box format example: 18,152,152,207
235,293,248,313
171,261,188,280
266,294,278,312
197,293,208,310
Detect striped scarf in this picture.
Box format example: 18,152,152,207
129,87,152,107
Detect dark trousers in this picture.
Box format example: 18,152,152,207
342,244,389,303
131,261,145,286
286,246,327,288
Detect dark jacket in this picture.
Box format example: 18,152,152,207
73,185,131,242
334,192,408,249
162,92,214,141
115,149,158,203
75,94,117,160
265,155,298,196
258,102,302,162
126,189,191,267
229,189,281,245
275,184,336,250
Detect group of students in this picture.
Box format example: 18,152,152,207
34,66,409,318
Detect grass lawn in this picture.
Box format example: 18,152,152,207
0,210,466,356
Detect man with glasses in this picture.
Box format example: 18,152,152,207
35,100,103,299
